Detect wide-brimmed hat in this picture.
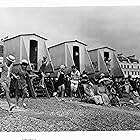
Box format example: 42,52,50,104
82,74,88,79
60,65,65,69
71,65,76,69
100,73,105,77
21,59,29,65
6,55,15,63
71,65,78,69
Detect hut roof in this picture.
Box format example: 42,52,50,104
88,46,115,52
3,33,47,42
48,40,87,49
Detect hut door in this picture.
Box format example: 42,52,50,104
0,45,4,64
104,51,109,61
30,40,38,70
73,46,80,70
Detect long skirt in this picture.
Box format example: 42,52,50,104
101,93,110,105
93,95,103,104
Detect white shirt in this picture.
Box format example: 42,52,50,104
71,70,80,81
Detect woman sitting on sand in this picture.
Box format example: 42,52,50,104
97,81,110,105
81,74,103,105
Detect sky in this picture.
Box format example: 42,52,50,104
0,7,140,58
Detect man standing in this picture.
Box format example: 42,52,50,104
70,65,80,98
13,59,37,108
0,55,16,111
39,56,49,88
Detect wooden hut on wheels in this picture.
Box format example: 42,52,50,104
3,33,54,73
48,40,95,75
88,46,124,77
2,33,54,98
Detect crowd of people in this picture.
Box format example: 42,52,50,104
54,64,140,108
1,54,140,111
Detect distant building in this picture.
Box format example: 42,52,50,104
117,54,140,78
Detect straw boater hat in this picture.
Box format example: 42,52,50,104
100,73,105,77
60,65,65,70
6,55,15,63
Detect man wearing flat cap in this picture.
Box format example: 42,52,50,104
0,54,17,111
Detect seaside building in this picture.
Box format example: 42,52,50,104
117,54,140,78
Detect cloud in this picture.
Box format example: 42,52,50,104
0,7,140,58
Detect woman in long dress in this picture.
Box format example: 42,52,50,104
56,65,66,99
